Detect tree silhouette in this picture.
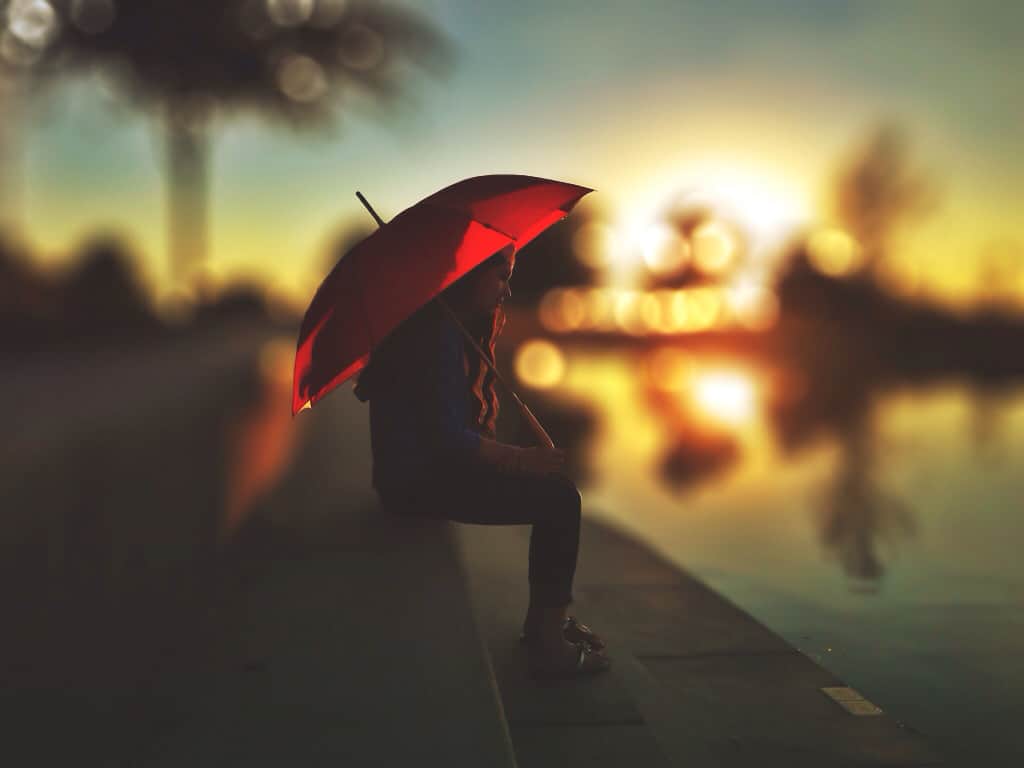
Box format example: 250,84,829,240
1,0,451,281
833,124,937,269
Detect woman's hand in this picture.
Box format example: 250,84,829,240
516,446,566,476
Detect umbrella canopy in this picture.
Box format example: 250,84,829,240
292,174,593,415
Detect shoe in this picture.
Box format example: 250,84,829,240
520,616,606,651
528,640,610,680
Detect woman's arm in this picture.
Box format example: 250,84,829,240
477,436,566,476
429,314,564,475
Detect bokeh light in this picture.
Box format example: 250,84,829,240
7,0,58,50
613,290,647,335
338,24,385,71
640,222,690,276
725,278,780,331
692,220,736,275
514,339,567,389
583,288,615,331
808,227,864,277
685,287,722,330
310,0,348,28
572,220,617,269
277,54,328,102
266,0,314,28
539,288,586,332
690,369,757,427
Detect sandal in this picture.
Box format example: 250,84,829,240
520,616,606,651
528,640,610,680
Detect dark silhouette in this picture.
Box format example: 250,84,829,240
60,235,162,339
833,123,937,270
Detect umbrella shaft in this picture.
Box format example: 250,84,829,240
437,298,556,449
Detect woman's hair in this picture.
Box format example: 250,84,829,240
440,248,509,437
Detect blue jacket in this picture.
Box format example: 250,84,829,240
354,301,483,496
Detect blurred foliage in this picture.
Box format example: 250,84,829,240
833,123,938,268
4,0,453,126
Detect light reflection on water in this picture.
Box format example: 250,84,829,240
546,346,1024,765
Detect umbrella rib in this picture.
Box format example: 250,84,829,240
421,201,518,244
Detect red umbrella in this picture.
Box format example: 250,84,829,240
292,174,593,420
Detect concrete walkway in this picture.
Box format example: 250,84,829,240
458,520,943,767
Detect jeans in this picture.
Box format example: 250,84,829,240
380,468,582,608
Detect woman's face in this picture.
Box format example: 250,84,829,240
468,252,514,316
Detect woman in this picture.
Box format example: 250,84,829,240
353,247,609,678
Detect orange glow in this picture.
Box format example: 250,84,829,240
514,339,567,389
645,347,692,392
690,369,757,428
225,337,304,536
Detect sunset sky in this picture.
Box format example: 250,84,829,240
3,0,1021,307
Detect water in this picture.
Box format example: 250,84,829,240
544,346,1024,765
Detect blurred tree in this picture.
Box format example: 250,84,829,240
1,0,451,282
62,233,161,336
833,124,937,270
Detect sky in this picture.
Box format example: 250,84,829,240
2,0,1021,306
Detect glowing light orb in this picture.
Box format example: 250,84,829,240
572,221,616,269
685,287,722,330
691,370,756,427
277,54,328,102
339,24,384,71
310,0,348,28
8,0,58,49
808,227,863,277
692,221,736,275
515,340,567,389
726,278,779,331
266,0,314,27
640,223,690,275
613,290,646,335
584,288,614,330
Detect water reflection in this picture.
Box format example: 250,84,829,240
816,411,915,588
524,340,921,589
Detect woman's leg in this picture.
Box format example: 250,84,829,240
413,469,604,672
433,470,582,614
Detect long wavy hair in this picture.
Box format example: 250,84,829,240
437,251,509,438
